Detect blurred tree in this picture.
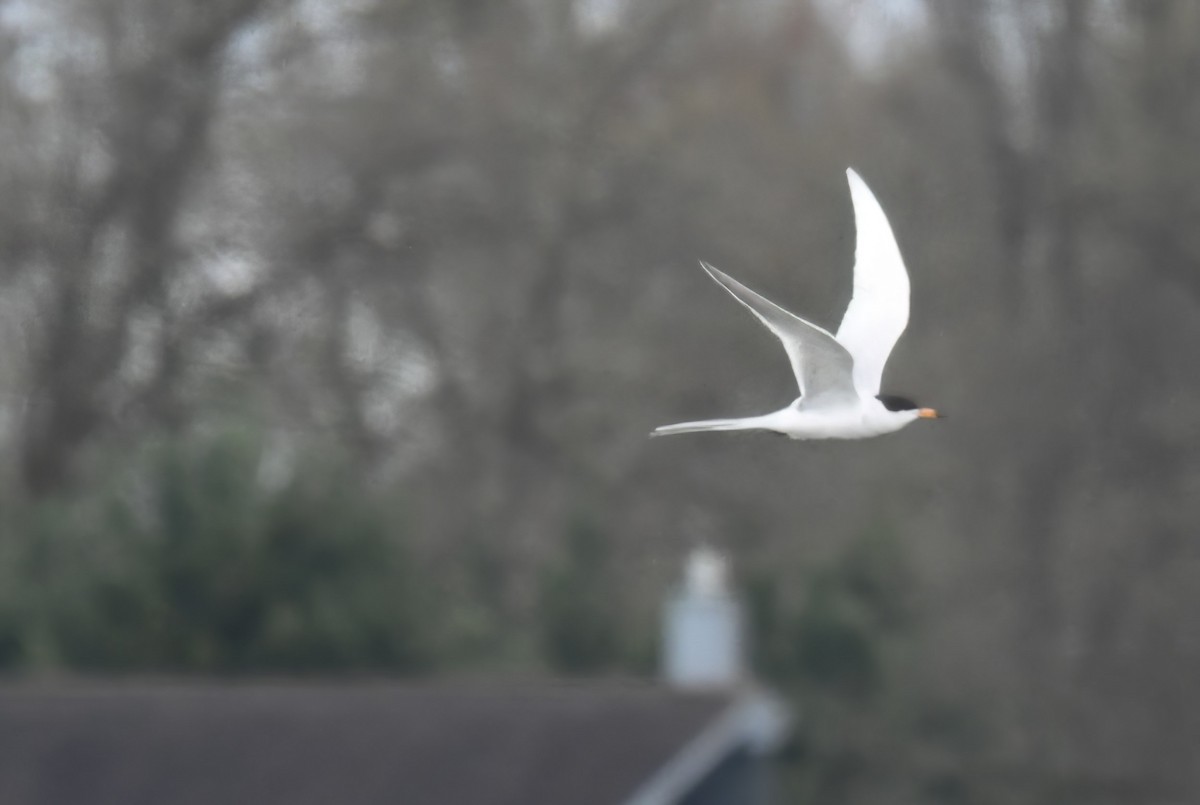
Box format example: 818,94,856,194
1,0,284,495
910,2,1200,795
6,427,429,673
538,515,622,674
749,527,990,805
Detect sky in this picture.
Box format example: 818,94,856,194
812,0,930,71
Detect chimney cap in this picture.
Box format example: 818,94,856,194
684,546,728,597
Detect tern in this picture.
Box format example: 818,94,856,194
653,168,943,441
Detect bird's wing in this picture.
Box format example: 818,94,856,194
835,168,911,397
699,261,858,407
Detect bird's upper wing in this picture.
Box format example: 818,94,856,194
835,168,911,397
700,261,857,408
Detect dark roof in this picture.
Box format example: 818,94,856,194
0,680,737,805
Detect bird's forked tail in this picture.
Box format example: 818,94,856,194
650,416,769,438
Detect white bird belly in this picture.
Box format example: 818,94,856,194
766,402,906,440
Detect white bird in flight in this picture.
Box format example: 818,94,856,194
652,168,943,441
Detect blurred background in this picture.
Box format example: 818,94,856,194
0,0,1198,802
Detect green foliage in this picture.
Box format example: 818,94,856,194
1,428,431,674
793,575,882,699
789,524,915,700
747,524,910,697
0,538,21,668
743,525,992,805
538,515,622,675
433,535,531,671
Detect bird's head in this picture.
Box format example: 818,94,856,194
877,394,944,421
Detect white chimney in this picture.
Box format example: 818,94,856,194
662,546,744,690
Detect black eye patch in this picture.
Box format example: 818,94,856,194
877,394,918,412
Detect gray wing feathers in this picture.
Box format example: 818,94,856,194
698,261,858,407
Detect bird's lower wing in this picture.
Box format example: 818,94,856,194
699,261,858,407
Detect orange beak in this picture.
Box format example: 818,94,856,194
918,408,943,419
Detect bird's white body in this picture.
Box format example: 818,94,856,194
652,397,922,441
653,168,940,441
